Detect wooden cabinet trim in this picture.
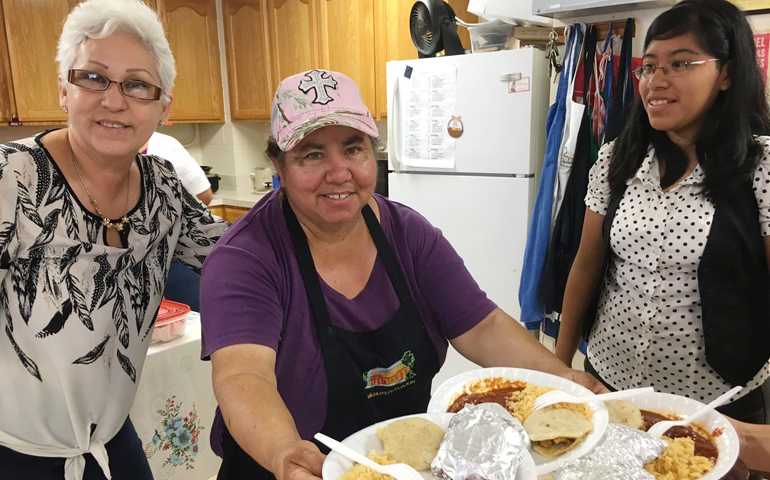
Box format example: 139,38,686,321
0,2,16,122
209,204,250,223
160,0,206,16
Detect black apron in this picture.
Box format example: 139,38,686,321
218,197,441,480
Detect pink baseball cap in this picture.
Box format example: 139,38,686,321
271,69,379,152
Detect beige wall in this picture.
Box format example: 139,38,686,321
199,122,272,191
193,0,272,193
0,126,47,144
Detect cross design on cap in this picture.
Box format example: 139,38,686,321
298,70,338,105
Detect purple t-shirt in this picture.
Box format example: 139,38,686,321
200,191,496,455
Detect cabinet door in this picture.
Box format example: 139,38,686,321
223,205,250,222
266,0,320,90
222,0,273,121
160,0,224,122
373,0,476,119
316,0,376,116
0,2,15,123
2,0,74,123
208,205,225,219
373,0,415,119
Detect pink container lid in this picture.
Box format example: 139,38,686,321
157,299,191,325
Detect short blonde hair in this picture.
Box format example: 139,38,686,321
56,0,176,105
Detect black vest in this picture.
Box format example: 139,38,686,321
583,181,770,386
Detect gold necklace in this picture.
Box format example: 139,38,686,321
68,138,132,232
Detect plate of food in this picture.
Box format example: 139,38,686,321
604,392,740,480
321,413,538,480
427,367,609,476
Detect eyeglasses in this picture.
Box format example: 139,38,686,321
67,69,163,101
633,58,720,80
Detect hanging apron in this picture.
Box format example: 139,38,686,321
604,18,636,143
551,23,586,230
519,23,583,328
594,25,614,148
217,196,441,480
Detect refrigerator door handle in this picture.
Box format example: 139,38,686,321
500,72,522,82
388,76,403,173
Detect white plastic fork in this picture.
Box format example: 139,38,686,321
531,386,655,411
314,432,424,480
646,385,743,438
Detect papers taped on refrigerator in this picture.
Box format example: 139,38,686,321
397,64,457,169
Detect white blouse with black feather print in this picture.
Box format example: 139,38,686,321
0,132,228,480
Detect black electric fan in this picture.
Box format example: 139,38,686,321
409,0,465,58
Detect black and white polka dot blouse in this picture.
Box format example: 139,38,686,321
584,138,770,403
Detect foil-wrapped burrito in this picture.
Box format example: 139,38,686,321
431,403,529,480
555,424,667,480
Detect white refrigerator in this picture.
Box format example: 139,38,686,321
386,48,550,390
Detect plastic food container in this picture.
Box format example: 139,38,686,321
151,299,191,344
468,22,515,53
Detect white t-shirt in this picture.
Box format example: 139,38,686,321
147,132,210,196
584,138,770,405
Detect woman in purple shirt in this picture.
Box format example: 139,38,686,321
199,69,606,480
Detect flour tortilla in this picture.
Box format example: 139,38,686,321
606,400,645,430
523,409,593,457
376,418,445,470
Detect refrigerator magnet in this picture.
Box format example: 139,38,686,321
447,115,464,138
509,77,530,93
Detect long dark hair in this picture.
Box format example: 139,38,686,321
608,0,770,203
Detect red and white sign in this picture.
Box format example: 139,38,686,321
755,33,770,85
509,77,530,93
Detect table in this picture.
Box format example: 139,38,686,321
130,313,221,480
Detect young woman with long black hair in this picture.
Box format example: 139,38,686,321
555,0,770,433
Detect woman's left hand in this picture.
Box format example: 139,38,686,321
556,368,611,394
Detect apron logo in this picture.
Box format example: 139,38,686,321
362,351,416,389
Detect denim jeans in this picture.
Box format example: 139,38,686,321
0,418,153,480
163,260,201,312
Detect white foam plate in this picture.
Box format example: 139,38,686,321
322,413,537,480
623,391,740,480
427,367,609,476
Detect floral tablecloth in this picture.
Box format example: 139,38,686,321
130,313,220,480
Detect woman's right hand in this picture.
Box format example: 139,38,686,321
272,439,326,480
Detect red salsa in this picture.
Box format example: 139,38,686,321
448,386,525,413
447,378,527,413
640,410,718,462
